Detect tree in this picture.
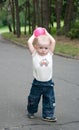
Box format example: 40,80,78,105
27,0,31,34
41,0,50,31
1,0,78,38
8,0,16,34
32,0,36,30
11,0,16,34
31,0,50,31
64,0,74,33
55,0,63,34
14,0,21,37
32,0,42,29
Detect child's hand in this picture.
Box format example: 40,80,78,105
44,29,50,36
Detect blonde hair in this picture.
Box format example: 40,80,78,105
33,35,51,46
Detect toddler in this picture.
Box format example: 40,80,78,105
27,28,57,122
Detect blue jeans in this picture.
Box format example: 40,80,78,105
27,79,56,118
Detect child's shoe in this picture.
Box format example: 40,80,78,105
27,113,35,119
42,117,57,122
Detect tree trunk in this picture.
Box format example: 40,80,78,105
7,0,12,32
32,0,36,31
41,0,50,31
27,0,31,34
55,0,63,35
14,0,21,37
64,0,74,33
36,0,40,26
7,22,12,32
11,0,16,34
49,0,52,32
24,1,27,35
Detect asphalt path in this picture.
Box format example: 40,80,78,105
0,35,79,130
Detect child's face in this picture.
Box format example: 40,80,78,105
35,43,50,56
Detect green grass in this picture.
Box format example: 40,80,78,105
0,26,29,34
2,32,28,45
55,42,79,57
0,26,9,33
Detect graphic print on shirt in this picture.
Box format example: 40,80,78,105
39,58,49,66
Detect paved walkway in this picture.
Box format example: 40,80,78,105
0,35,79,130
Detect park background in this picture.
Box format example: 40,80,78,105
0,0,79,59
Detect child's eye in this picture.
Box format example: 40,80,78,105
39,47,48,49
40,47,43,49
45,47,48,49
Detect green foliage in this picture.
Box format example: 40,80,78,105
0,9,7,27
68,0,79,39
0,0,79,39
0,0,6,4
68,20,79,39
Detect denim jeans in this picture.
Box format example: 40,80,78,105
27,79,56,118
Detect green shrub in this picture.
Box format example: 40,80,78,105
69,29,79,39
68,20,79,39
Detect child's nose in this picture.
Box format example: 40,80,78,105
42,48,45,52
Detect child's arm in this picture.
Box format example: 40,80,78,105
27,34,35,54
45,30,56,53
